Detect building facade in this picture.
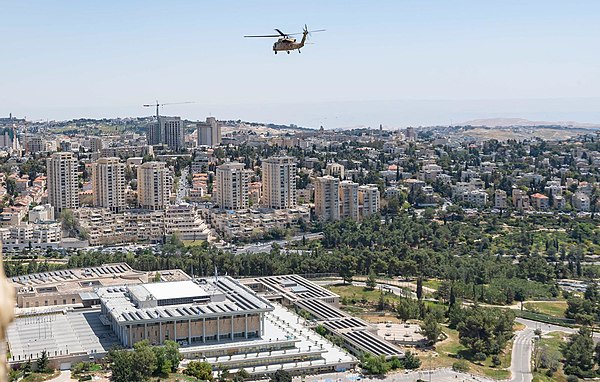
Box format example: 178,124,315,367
358,184,380,219
314,176,340,221
148,116,184,150
137,161,171,210
197,117,222,147
91,157,126,212
98,277,273,348
214,162,251,210
261,156,297,209
46,152,79,214
339,181,359,221
494,189,508,209
162,116,185,150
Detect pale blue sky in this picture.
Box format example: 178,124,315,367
1,1,599,127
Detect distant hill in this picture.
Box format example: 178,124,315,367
461,117,600,129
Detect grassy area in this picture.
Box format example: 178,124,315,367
427,326,512,379
164,373,199,381
524,301,567,318
182,240,207,248
422,279,443,291
532,332,567,382
328,284,403,306
20,371,60,382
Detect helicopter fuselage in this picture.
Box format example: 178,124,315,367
273,33,308,54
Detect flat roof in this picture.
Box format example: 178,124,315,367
136,280,209,301
98,276,274,324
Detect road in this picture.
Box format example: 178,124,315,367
510,324,533,382
175,167,190,204
47,371,76,382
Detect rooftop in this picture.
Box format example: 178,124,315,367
99,276,274,324
130,280,209,302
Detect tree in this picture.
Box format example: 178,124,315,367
153,347,172,376
377,291,386,311
36,350,49,372
21,359,32,376
217,364,230,382
233,368,250,382
164,340,181,372
6,178,17,197
270,370,292,382
108,348,134,382
456,306,515,356
132,340,157,381
416,277,423,301
366,271,377,290
184,361,213,381
396,298,418,323
420,314,442,345
361,354,389,375
562,327,595,377
401,351,421,369
339,255,356,284
595,342,600,366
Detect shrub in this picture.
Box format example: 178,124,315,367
491,355,501,366
473,352,487,362
566,375,579,382
452,360,470,373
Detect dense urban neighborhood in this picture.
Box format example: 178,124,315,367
2,113,600,382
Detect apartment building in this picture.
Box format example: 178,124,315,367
46,152,79,214
494,189,508,209
358,184,380,219
137,161,171,210
261,156,297,209
214,162,252,210
314,176,340,221
339,181,359,221
91,157,126,212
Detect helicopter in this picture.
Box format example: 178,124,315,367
244,24,325,54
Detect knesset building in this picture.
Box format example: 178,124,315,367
98,276,273,347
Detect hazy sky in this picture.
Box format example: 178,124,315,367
2,1,600,128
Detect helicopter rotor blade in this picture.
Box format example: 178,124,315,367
244,34,281,38
275,29,286,36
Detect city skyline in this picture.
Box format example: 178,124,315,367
2,1,600,127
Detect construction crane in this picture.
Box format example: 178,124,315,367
142,101,194,122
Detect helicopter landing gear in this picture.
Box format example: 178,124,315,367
298,49,301,53
287,51,290,54
274,51,277,54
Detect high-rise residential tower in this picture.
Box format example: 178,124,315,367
46,152,79,214
261,156,297,209
314,176,340,221
137,161,171,210
214,162,252,210
91,157,126,212
339,180,359,221
358,184,380,219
